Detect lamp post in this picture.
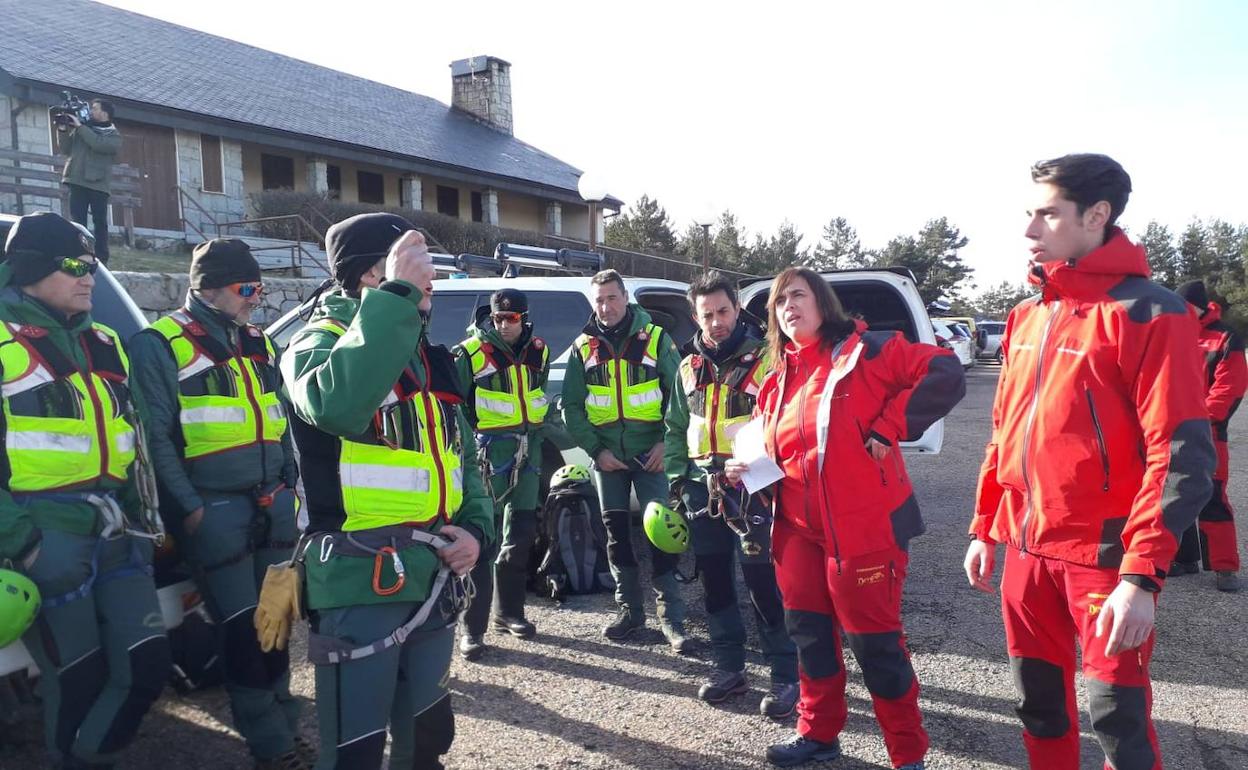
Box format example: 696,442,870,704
692,207,717,274
578,172,608,254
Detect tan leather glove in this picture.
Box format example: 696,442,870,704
255,560,303,652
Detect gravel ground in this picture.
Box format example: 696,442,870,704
2,364,1246,769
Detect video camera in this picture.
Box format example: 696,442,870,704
50,91,92,128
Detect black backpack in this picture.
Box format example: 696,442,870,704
535,481,614,600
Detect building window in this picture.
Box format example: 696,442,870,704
200,134,223,193
436,185,459,218
260,153,295,191
397,178,406,208
471,191,484,223
358,170,384,205
327,164,342,200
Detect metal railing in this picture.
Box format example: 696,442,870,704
176,187,329,276
542,234,759,283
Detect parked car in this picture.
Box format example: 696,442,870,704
738,267,947,453
0,213,199,678
932,319,975,370
977,320,1007,363
935,315,982,353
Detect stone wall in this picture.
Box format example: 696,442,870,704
174,130,247,236
0,96,63,216
114,271,325,325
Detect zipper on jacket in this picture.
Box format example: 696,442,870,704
234,330,268,480
708,382,722,457
1085,388,1110,492
1019,301,1062,553
796,357,816,532
79,338,111,480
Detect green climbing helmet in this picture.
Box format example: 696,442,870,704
643,501,690,554
0,569,40,648
551,464,592,489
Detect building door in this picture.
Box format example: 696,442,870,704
112,121,181,231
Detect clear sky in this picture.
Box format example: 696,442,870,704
98,0,1248,292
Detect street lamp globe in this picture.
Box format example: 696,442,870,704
691,204,718,229
577,172,608,203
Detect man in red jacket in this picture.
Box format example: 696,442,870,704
965,154,1215,770
1171,279,1244,592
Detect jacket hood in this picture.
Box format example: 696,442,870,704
582,303,653,338
683,312,765,359
1200,301,1223,329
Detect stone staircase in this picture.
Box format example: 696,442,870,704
186,233,329,278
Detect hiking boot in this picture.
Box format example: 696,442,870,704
760,680,800,719
766,734,842,767
492,615,537,639
1216,571,1241,592
698,669,748,703
897,762,926,770
603,608,644,641
254,750,307,770
660,621,698,656
459,634,486,662
1168,561,1200,576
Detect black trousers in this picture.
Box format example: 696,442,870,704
68,185,111,262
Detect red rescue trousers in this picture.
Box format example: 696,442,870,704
772,517,928,769
1001,547,1162,770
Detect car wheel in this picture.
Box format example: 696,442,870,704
994,348,1003,365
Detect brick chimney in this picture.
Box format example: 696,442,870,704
450,56,513,135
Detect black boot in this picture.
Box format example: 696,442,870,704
492,565,536,639
766,735,842,767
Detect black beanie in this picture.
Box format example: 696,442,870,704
1176,280,1208,309
3,211,94,286
189,238,261,290
325,212,415,290
490,288,528,314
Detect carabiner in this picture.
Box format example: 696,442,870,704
372,546,406,596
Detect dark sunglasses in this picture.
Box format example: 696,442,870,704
492,311,524,324
58,256,99,277
229,283,265,298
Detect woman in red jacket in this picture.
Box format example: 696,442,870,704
726,267,965,769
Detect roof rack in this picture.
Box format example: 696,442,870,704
429,242,604,279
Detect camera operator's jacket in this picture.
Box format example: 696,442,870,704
0,264,147,563
972,228,1216,585
128,294,297,523
58,122,122,195
562,304,682,464
281,282,494,610
664,317,769,486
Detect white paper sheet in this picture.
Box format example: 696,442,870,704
730,417,785,494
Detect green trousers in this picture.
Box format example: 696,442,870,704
311,602,457,770
596,467,686,625
20,527,170,766
180,489,301,761
462,434,541,635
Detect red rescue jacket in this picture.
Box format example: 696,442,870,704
1195,302,1247,480
760,321,965,563
971,229,1215,582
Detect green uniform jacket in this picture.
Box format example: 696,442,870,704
128,294,298,522
0,265,146,561
452,313,550,440
57,122,122,195
562,303,681,463
663,327,767,487
281,282,494,609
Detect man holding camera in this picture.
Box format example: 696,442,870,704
56,99,121,263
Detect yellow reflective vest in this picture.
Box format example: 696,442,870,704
458,334,549,433
149,310,286,460
0,321,136,491
307,319,464,531
679,344,768,465
575,323,665,426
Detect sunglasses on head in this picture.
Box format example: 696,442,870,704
58,256,98,278
230,283,264,298
492,311,523,324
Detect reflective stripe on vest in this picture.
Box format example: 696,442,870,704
0,321,136,492
309,319,464,530
576,323,664,426
459,335,549,432
150,311,287,460
680,348,768,464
